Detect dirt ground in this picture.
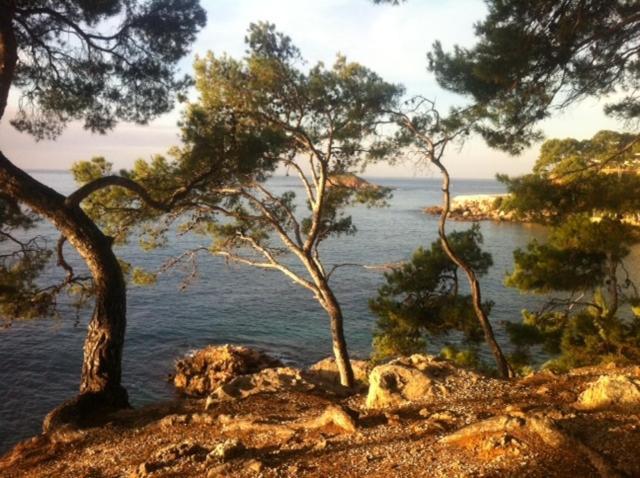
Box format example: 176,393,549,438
2,365,640,478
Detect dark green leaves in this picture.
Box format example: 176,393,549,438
502,130,640,370
11,0,206,139
429,1,640,153
370,225,492,362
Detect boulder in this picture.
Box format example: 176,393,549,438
208,439,245,462
173,345,282,397
366,354,453,409
440,413,621,478
366,354,491,409
576,374,640,411
308,357,372,390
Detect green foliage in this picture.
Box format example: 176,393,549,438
502,131,640,370
507,306,640,373
191,23,400,266
440,345,492,373
428,1,640,153
506,237,606,294
11,0,207,139
131,268,158,286
370,225,493,364
0,195,93,322
71,23,402,317
0,197,52,321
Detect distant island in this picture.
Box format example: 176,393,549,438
327,173,383,190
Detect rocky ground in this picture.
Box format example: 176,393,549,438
2,347,640,477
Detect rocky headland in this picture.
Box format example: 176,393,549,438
426,194,640,226
2,345,640,477
424,194,517,222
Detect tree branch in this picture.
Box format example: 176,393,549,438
214,250,317,294
56,234,74,281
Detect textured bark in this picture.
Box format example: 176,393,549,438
0,152,129,413
317,280,355,388
0,1,16,119
607,256,619,319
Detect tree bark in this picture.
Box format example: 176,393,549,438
606,255,619,319
316,280,355,388
0,152,129,424
433,157,514,379
0,1,16,119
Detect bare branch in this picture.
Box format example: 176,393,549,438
325,261,403,281
254,183,303,247
284,156,316,207
66,175,169,210
213,250,318,294
56,234,74,281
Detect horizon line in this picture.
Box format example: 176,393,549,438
25,169,501,180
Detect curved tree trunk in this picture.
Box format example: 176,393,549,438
1,6,128,426
317,280,355,388
433,157,514,379
0,152,129,426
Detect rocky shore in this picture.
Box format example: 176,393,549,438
425,194,640,226
424,194,517,222
2,345,640,477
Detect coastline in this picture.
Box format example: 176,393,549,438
425,194,640,226
424,194,519,222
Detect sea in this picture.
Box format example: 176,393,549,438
0,172,631,453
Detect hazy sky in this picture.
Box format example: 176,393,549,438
0,0,623,178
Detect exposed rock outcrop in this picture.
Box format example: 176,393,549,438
5,358,640,477
366,354,496,409
327,173,379,190
206,366,315,404
173,345,282,397
441,412,623,478
424,194,514,222
576,374,640,411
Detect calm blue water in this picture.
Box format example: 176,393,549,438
0,172,567,452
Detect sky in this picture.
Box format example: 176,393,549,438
0,0,624,179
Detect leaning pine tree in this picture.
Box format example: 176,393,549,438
370,224,493,368
0,0,206,423
390,101,514,378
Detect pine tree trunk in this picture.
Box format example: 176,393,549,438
0,1,16,120
317,282,355,388
606,255,619,319
432,157,514,379
0,152,129,427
